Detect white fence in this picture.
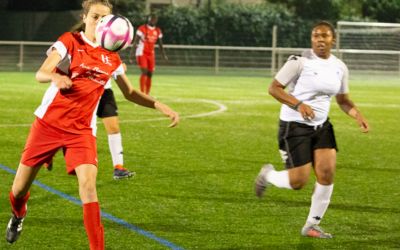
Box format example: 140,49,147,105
1,41,400,76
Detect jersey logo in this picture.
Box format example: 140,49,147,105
101,54,112,66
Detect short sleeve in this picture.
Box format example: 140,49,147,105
46,32,74,60
338,63,349,94
158,28,163,39
112,63,125,79
275,56,303,86
136,26,145,38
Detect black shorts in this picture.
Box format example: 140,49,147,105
278,119,337,169
97,89,118,118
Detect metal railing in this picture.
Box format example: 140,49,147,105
1,40,400,76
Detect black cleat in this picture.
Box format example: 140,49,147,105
6,215,24,244
113,165,135,180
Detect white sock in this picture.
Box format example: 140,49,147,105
266,169,292,189
306,182,334,226
108,133,123,167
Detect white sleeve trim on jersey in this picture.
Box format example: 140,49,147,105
275,56,303,86
47,41,67,60
112,64,125,79
136,30,144,38
104,79,112,89
158,33,163,39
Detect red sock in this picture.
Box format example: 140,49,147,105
83,202,104,250
146,76,152,95
140,74,148,93
9,191,29,218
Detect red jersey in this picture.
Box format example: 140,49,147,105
34,32,124,136
135,25,163,56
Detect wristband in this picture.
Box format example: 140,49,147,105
293,101,303,110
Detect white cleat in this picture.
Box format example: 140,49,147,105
254,164,274,198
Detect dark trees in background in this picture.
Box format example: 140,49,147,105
361,0,400,22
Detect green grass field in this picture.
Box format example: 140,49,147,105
0,72,399,249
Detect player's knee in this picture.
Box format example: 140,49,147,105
291,181,308,190
106,125,120,134
78,177,97,202
147,72,153,78
290,176,309,190
317,169,335,185
79,183,97,202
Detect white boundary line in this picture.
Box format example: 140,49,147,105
0,98,228,128
222,99,400,108
1,98,399,128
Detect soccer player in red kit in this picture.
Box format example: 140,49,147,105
5,1,179,249
129,13,168,94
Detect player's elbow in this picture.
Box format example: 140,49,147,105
123,89,136,102
268,84,277,97
122,91,132,101
35,70,46,83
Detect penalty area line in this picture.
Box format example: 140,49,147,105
0,98,228,128
0,164,185,250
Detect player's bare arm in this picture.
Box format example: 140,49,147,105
158,39,168,61
115,74,154,107
115,74,179,127
269,79,315,119
128,35,140,64
336,93,369,132
154,102,179,128
35,49,72,90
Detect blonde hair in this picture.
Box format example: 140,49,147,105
71,0,113,32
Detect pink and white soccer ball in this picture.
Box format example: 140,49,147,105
95,15,134,52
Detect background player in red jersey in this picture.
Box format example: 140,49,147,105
129,13,168,94
5,0,179,249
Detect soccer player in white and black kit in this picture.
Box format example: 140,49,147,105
255,21,369,238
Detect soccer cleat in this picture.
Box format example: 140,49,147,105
113,165,135,180
301,224,333,239
254,164,274,198
6,215,25,244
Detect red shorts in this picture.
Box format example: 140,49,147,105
21,118,98,175
136,54,155,72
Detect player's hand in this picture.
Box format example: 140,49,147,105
52,74,72,90
155,101,179,127
356,113,369,133
297,103,315,121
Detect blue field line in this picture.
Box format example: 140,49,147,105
0,164,185,250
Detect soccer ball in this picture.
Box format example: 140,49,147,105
95,14,134,52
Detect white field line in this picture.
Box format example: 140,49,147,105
223,99,400,108
0,98,398,128
0,98,228,128
118,98,227,124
